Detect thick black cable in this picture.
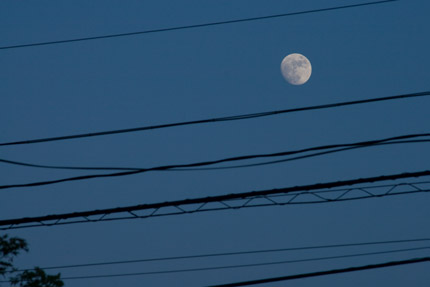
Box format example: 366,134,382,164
2,185,429,230
1,133,429,191
2,139,428,172
13,238,429,272
0,0,397,51
11,246,428,281
1,170,429,228
0,90,427,147
208,256,430,287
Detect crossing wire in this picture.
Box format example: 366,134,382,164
1,138,429,172
1,133,429,191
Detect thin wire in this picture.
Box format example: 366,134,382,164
179,139,430,171
208,256,430,287
0,0,397,51
0,90,427,147
16,246,428,281
3,139,427,172
1,133,429,191
13,238,430,272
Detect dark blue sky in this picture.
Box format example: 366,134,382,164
1,0,429,286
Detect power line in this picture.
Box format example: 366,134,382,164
1,171,429,230
1,133,429,191
1,138,429,172
3,246,427,282
0,90,427,147
0,0,397,51
44,247,430,281
14,238,430,272
181,139,430,171
208,256,430,287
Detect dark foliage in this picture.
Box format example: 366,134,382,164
0,235,64,287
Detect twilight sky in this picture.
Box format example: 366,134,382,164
1,0,429,286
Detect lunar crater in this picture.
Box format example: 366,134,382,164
281,53,312,85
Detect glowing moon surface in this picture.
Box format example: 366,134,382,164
280,53,312,85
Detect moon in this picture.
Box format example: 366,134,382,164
280,53,312,85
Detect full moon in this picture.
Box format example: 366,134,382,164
280,53,312,85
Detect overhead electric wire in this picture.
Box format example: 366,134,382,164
182,139,430,171
208,256,430,287
36,247,430,281
1,170,429,229
2,182,428,230
0,0,397,51
1,132,429,191
13,238,430,272
0,90,428,147
2,138,429,172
